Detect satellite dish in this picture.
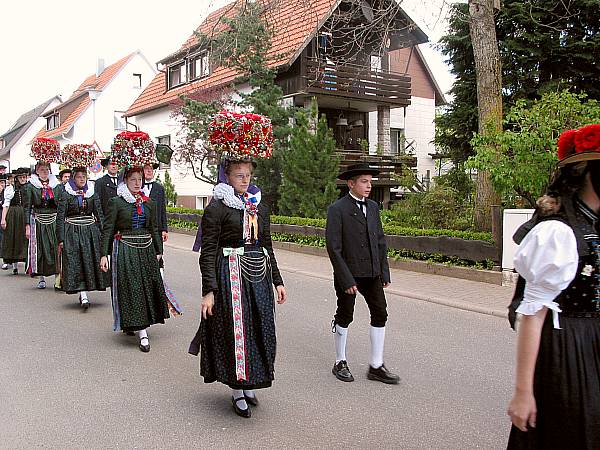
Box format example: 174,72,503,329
361,0,374,23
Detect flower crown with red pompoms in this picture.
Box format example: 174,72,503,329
558,124,600,166
61,143,99,170
110,130,156,169
31,138,61,164
208,111,273,160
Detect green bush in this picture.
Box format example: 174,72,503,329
167,207,204,215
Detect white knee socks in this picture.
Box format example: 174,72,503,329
138,329,148,342
370,326,385,369
334,324,348,363
80,291,88,302
232,389,248,410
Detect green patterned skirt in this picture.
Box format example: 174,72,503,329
2,205,28,264
111,230,170,332
27,208,58,277
61,216,110,294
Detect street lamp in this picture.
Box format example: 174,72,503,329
85,87,102,143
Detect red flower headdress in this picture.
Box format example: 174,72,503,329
208,111,273,160
110,131,155,168
557,124,600,166
61,143,99,169
31,138,61,164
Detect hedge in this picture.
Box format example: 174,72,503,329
167,208,493,242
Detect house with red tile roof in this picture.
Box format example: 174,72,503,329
32,51,156,176
0,96,62,172
125,1,446,208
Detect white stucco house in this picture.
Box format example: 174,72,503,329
32,51,156,177
125,1,446,208
0,97,63,172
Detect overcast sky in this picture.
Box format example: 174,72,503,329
0,0,454,134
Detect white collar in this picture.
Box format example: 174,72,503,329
29,174,59,189
213,183,261,210
117,182,137,204
349,192,365,202
65,181,95,198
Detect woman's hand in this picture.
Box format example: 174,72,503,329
202,292,215,319
507,390,537,432
0,219,6,230
58,242,64,252
25,224,30,239
276,285,287,304
157,254,163,261
100,256,109,273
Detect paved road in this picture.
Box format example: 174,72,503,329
0,246,515,449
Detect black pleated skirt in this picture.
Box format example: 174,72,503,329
508,314,600,449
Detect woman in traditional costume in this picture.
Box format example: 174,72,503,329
100,131,175,352
26,138,61,289
507,124,600,449
189,111,286,419
1,168,29,274
57,160,109,309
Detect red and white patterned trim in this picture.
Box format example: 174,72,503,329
228,252,248,381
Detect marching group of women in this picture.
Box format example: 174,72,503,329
0,138,173,353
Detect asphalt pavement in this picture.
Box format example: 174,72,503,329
0,241,516,450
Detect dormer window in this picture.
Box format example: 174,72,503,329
168,62,187,89
46,113,59,131
188,52,210,80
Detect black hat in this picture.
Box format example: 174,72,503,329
338,163,379,180
0,174,7,181
0,164,7,169
58,169,72,178
13,167,30,176
100,156,114,167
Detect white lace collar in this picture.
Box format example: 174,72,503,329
213,183,261,210
116,182,137,204
29,174,59,189
65,181,95,198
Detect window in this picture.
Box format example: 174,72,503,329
370,54,382,72
133,73,142,88
114,111,126,130
188,52,210,80
46,113,59,131
156,135,171,169
390,128,405,155
318,32,332,56
196,196,208,210
0,139,4,150
168,62,187,89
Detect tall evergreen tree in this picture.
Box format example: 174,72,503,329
279,100,339,219
437,0,600,165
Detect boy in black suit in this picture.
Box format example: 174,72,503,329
96,157,121,217
326,163,399,384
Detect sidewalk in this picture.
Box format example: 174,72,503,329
166,232,512,319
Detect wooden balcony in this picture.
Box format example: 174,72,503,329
277,58,412,109
335,148,417,187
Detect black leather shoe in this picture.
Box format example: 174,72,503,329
244,393,259,407
367,364,400,384
332,360,354,382
139,337,150,353
232,396,251,418
12,268,18,275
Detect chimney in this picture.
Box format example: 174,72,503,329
96,58,105,77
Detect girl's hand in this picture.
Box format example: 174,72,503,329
100,256,109,273
0,219,6,230
202,292,215,319
276,285,287,304
25,224,30,239
508,390,537,432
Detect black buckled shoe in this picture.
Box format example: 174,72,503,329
332,360,354,382
139,337,150,353
232,396,251,418
367,364,400,384
244,393,259,407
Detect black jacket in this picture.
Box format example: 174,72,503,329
95,174,120,217
326,194,390,290
199,199,283,296
145,181,168,233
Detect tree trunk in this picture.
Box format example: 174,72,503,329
469,0,503,231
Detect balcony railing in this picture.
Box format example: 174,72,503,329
335,147,417,186
303,58,412,107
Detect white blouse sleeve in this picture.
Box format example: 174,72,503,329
2,185,15,208
513,220,578,327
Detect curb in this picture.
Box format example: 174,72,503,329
165,241,508,320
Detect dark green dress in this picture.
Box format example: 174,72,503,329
25,176,59,277
56,184,109,294
2,183,28,264
101,195,169,332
